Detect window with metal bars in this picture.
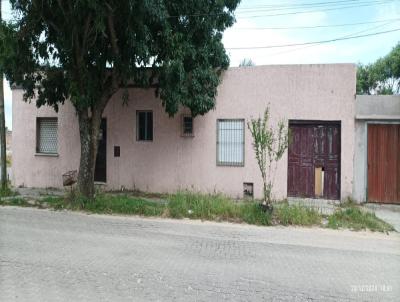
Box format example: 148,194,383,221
36,118,58,154
217,119,245,166
181,115,194,137
136,111,153,141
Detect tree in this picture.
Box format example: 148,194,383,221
356,63,376,95
0,0,240,199
0,1,7,190
239,58,255,67
357,43,400,95
247,106,289,210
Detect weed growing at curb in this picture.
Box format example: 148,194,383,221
274,204,321,226
328,207,394,232
0,190,395,232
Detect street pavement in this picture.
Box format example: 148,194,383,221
1,206,399,301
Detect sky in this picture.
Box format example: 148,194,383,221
2,0,400,129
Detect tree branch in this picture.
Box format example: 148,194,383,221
82,13,92,56
106,11,121,102
56,0,67,17
107,13,120,58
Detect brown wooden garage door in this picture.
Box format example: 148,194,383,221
367,124,400,204
288,121,341,200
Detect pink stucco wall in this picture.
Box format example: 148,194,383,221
12,64,356,200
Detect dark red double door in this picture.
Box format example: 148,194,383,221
287,121,341,200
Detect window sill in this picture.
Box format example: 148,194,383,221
217,163,244,167
35,153,59,157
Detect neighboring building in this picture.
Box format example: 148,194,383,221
12,64,356,200
353,95,400,204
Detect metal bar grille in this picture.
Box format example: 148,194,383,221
37,118,58,154
181,115,194,137
217,119,244,166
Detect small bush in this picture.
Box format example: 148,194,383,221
0,186,17,198
328,207,394,232
274,204,321,226
339,197,357,208
239,203,272,225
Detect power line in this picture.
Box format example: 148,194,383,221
236,0,392,14
235,1,397,19
237,0,377,10
226,27,400,50
165,0,396,18
265,20,398,57
233,18,400,30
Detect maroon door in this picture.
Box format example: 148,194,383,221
288,122,341,200
287,125,314,198
367,124,400,204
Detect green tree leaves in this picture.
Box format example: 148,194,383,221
0,0,239,116
357,43,400,95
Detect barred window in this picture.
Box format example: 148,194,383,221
36,118,58,154
217,119,244,166
181,115,194,137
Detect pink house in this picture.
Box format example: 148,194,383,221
12,64,356,200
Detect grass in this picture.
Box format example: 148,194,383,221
168,192,240,220
328,207,394,232
0,185,18,198
274,203,321,226
168,191,272,225
40,193,166,216
0,189,395,232
0,197,30,207
80,195,166,216
240,203,272,226
39,196,66,209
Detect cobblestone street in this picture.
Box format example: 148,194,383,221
1,206,399,301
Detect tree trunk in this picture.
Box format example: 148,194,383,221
0,81,6,190
77,109,102,200
262,172,267,205
0,3,7,190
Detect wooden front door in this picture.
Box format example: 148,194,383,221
94,119,107,182
367,124,400,204
288,122,341,200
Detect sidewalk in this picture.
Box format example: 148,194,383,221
363,203,400,232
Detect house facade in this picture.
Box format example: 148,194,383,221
12,64,356,200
